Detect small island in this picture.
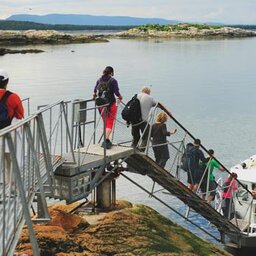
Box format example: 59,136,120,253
115,23,256,38
0,48,44,56
0,29,108,46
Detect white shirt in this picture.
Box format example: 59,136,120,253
137,92,157,121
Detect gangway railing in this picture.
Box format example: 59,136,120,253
105,100,255,246
39,98,255,247
123,154,240,239
124,102,255,245
0,101,74,256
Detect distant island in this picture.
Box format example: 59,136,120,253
6,13,178,26
116,24,256,38
0,23,256,55
0,19,256,32
0,20,133,31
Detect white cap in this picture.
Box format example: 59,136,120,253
0,69,9,81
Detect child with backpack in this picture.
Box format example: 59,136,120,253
151,112,177,168
93,66,123,149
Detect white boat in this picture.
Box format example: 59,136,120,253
224,154,256,247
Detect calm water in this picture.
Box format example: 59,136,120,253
1,35,256,251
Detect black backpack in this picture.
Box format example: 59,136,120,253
180,143,196,172
95,78,113,106
121,94,142,125
0,90,12,129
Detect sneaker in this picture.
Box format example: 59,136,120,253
101,139,112,149
106,140,112,149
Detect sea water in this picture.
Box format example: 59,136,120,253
1,35,256,251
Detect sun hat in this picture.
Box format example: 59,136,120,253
0,69,9,81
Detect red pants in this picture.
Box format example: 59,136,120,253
99,103,117,130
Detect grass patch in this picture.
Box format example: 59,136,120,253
137,23,224,32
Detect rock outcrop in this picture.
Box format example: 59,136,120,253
0,30,108,45
15,201,232,256
0,48,44,56
115,25,256,38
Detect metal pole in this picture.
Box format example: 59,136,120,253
7,133,40,256
25,123,50,219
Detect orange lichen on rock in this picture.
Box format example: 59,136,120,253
15,202,232,256
49,208,88,231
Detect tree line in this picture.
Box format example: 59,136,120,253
0,20,255,31
0,20,134,31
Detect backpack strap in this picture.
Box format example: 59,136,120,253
0,90,12,104
106,77,114,86
96,77,114,90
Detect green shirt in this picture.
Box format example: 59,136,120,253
208,159,221,181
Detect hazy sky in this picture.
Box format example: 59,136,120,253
1,0,256,24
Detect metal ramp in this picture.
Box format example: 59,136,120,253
125,153,241,236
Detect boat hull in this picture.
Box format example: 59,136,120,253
227,233,256,248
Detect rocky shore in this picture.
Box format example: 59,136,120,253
0,30,108,45
115,25,256,38
1,25,255,49
15,201,231,256
0,48,44,56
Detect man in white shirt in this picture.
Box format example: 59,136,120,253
131,86,157,150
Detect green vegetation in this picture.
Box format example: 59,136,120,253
17,202,231,256
131,204,230,256
0,20,134,31
137,23,224,32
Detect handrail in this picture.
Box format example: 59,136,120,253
159,103,253,197
0,100,73,255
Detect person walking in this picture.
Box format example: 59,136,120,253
222,172,238,219
200,149,224,202
0,68,24,187
187,138,207,192
151,112,177,168
131,86,157,150
0,69,24,129
93,66,123,149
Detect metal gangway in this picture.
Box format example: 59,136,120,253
0,98,255,255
